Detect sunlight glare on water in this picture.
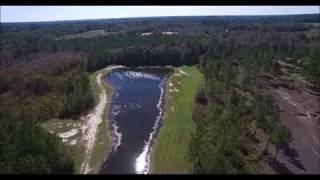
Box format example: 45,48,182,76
135,144,149,174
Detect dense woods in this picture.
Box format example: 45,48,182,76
0,117,74,174
0,52,94,173
189,26,319,173
0,52,94,121
0,14,319,173
86,42,205,71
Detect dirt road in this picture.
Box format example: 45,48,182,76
264,79,320,174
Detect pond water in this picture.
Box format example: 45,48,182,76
100,67,171,174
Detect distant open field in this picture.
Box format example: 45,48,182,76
302,23,320,28
55,30,117,40
302,29,320,39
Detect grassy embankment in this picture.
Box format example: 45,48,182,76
150,65,204,173
42,67,114,174
86,68,113,174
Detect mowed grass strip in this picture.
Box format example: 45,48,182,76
150,65,203,174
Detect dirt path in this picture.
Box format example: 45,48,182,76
177,68,191,77
80,66,123,174
263,79,320,174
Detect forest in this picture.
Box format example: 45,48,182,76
0,14,319,173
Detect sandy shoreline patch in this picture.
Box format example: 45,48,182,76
80,65,124,174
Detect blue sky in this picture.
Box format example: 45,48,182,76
1,6,319,22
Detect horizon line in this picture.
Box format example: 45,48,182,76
1,13,319,23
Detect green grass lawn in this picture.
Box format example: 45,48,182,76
150,65,204,174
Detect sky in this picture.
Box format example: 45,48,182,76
1,6,319,22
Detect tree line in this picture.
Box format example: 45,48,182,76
0,14,319,173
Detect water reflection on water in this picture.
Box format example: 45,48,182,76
100,68,170,174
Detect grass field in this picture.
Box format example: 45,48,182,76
55,30,109,40
150,65,204,174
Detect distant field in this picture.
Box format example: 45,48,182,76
302,29,320,39
150,65,204,174
55,30,117,40
302,23,320,28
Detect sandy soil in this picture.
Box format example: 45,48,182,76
178,68,191,77
263,77,320,174
80,65,123,174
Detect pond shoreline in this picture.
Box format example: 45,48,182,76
99,67,173,174
82,65,125,174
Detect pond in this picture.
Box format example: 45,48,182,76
100,67,171,174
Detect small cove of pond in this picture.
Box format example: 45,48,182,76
100,67,171,174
